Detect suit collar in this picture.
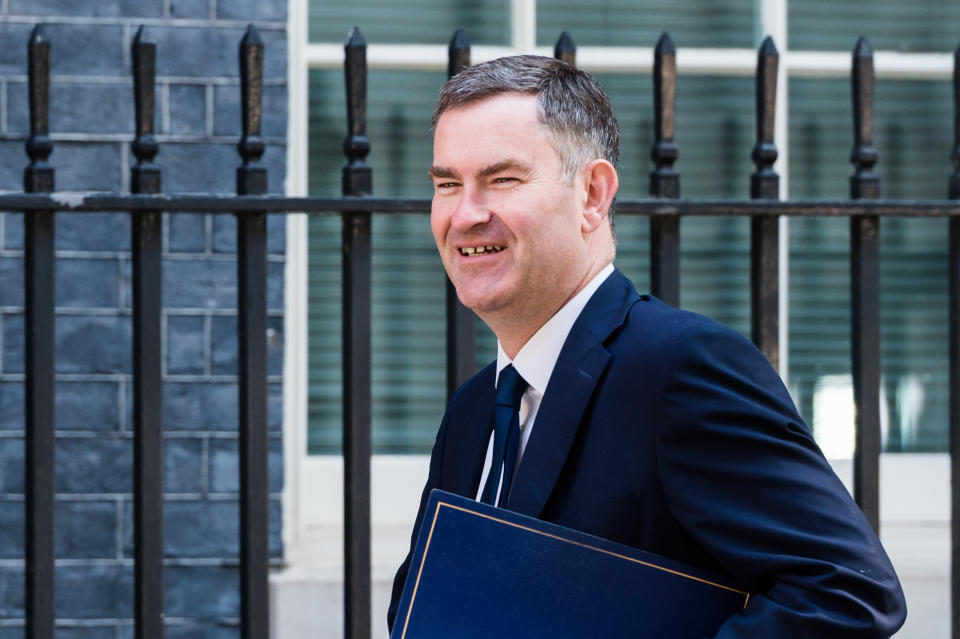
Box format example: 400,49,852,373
506,269,641,517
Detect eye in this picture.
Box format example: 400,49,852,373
492,177,517,184
434,181,460,190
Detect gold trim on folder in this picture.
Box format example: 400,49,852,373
400,501,751,638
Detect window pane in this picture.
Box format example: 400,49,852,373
788,77,951,453
309,0,510,45
537,0,753,48
790,0,960,52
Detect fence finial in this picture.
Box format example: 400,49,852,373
448,29,470,79
131,26,160,194
238,24,266,195
650,32,679,198
25,24,54,193
850,36,879,199
751,35,779,199
554,31,576,66
343,26,372,196
950,42,959,199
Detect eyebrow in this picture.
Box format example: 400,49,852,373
428,159,531,180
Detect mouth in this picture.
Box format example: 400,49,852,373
458,244,505,257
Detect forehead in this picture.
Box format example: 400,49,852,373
432,93,557,167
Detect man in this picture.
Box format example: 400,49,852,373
388,55,906,637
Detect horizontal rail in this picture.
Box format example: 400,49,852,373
5,193,960,216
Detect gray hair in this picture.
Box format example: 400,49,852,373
432,55,620,186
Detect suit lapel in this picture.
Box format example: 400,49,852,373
445,363,496,498
506,270,640,518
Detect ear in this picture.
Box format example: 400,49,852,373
580,159,619,234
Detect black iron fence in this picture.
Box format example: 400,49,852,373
4,21,960,639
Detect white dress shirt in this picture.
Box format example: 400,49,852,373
475,263,615,503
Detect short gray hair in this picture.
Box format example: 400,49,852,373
432,55,620,185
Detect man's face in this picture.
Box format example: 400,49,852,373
430,93,590,324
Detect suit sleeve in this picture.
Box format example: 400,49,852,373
653,323,906,638
386,411,450,633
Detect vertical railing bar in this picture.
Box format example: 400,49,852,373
849,36,881,533
23,23,55,639
237,24,269,639
130,25,164,639
554,30,576,67
750,36,781,371
445,29,475,399
342,26,373,639
649,32,680,307
949,40,960,639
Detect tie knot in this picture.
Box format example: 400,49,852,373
495,364,528,409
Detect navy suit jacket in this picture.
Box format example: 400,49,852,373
388,269,906,637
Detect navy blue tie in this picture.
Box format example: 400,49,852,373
481,365,528,507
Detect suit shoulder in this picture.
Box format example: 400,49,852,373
620,295,753,355
446,360,497,410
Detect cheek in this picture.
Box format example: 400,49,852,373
429,207,448,246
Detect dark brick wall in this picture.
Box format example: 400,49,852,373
0,0,287,636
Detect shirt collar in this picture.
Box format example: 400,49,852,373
496,263,614,393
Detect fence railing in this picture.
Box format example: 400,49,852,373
4,21,960,639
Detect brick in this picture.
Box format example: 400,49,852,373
55,564,133,618
0,566,24,617
269,383,281,431
0,258,23,307
56,212,129,251
213,84,286,139
8,82,136,136
122,499,280,558
2,314,23,374
211,215,233,253
267,260,283,312
0,501,24,558
169,0,209,19
164,564,239,618
0,23,31,75
162,143,237,193
56,437,131,494
167,314,205,375
40,23,126,76
55,628,117,639
267,214,285,255
9,0,163,17
164,437,204,493
262,144,286,194
152,27,285,80
154,27,248,78
0,143,25,193
56,500,118,559
4,315,132,375
168,213,208,253
210,314,283,376
217,0,286,21
56,381,120,431
209,437,283,494
164,622,239,639
163,259,236,309
169,84,207,136
0,438,24,494
163,382,237,431
0,381,24,432
56,258,120,308
3,213,24,251
56,315,132,375
0,626,24,639
50,143,123,192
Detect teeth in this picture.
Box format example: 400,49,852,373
459,245,504,256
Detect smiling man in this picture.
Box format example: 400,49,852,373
388,55,906,637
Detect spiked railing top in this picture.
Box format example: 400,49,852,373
448,29,470,79
239,24,265,166
131,26,158,163
554,31,576,66
27,25,50,139
850,36,879,198
751,35,779,196
651,32,677,166
343,26,371,196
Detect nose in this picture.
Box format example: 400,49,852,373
449,185,491,232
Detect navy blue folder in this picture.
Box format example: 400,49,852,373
391,489,749,638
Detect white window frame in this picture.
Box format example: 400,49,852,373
280,0,951,633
